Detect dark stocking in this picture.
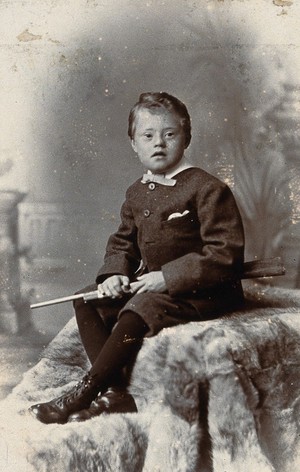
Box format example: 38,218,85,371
89,311,149,390
74,298,111,364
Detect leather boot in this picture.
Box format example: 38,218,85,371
29,373,101,424
68,387,138,422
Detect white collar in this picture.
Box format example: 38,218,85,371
147,157,194,179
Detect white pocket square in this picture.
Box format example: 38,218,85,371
167,210,190,221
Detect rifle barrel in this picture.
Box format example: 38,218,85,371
30,293,84,309
30,290,108,309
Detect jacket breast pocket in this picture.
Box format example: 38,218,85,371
161,211,199,230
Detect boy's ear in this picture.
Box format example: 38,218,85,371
184,136,190,149
131,139,137,153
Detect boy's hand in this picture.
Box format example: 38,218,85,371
98,275,131,299
130,271,167,295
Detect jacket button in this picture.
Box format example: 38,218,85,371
143,209,151,217
148,182,156,191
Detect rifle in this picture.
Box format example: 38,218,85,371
30,257,285,310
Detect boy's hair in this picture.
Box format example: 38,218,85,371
128,92,192,147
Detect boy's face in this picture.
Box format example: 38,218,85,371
131,108,187,174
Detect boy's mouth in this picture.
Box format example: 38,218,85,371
152,151,166,157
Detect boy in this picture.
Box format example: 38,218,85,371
30,92,245,424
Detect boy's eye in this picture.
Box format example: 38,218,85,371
165,132,175,137
144,133,153,139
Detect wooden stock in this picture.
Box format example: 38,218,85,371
241,257,285,279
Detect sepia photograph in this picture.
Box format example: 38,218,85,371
0,1,299,470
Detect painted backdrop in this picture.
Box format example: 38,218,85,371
1,1,300,317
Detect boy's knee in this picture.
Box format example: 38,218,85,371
73,297,84,310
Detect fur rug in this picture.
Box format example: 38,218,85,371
0,282,300,472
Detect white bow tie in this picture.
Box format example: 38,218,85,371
141,174,177,186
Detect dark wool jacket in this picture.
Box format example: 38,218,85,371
96,167,244,298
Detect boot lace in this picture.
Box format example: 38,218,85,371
55,374,94,408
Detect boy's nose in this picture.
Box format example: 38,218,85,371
154,134,166,147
